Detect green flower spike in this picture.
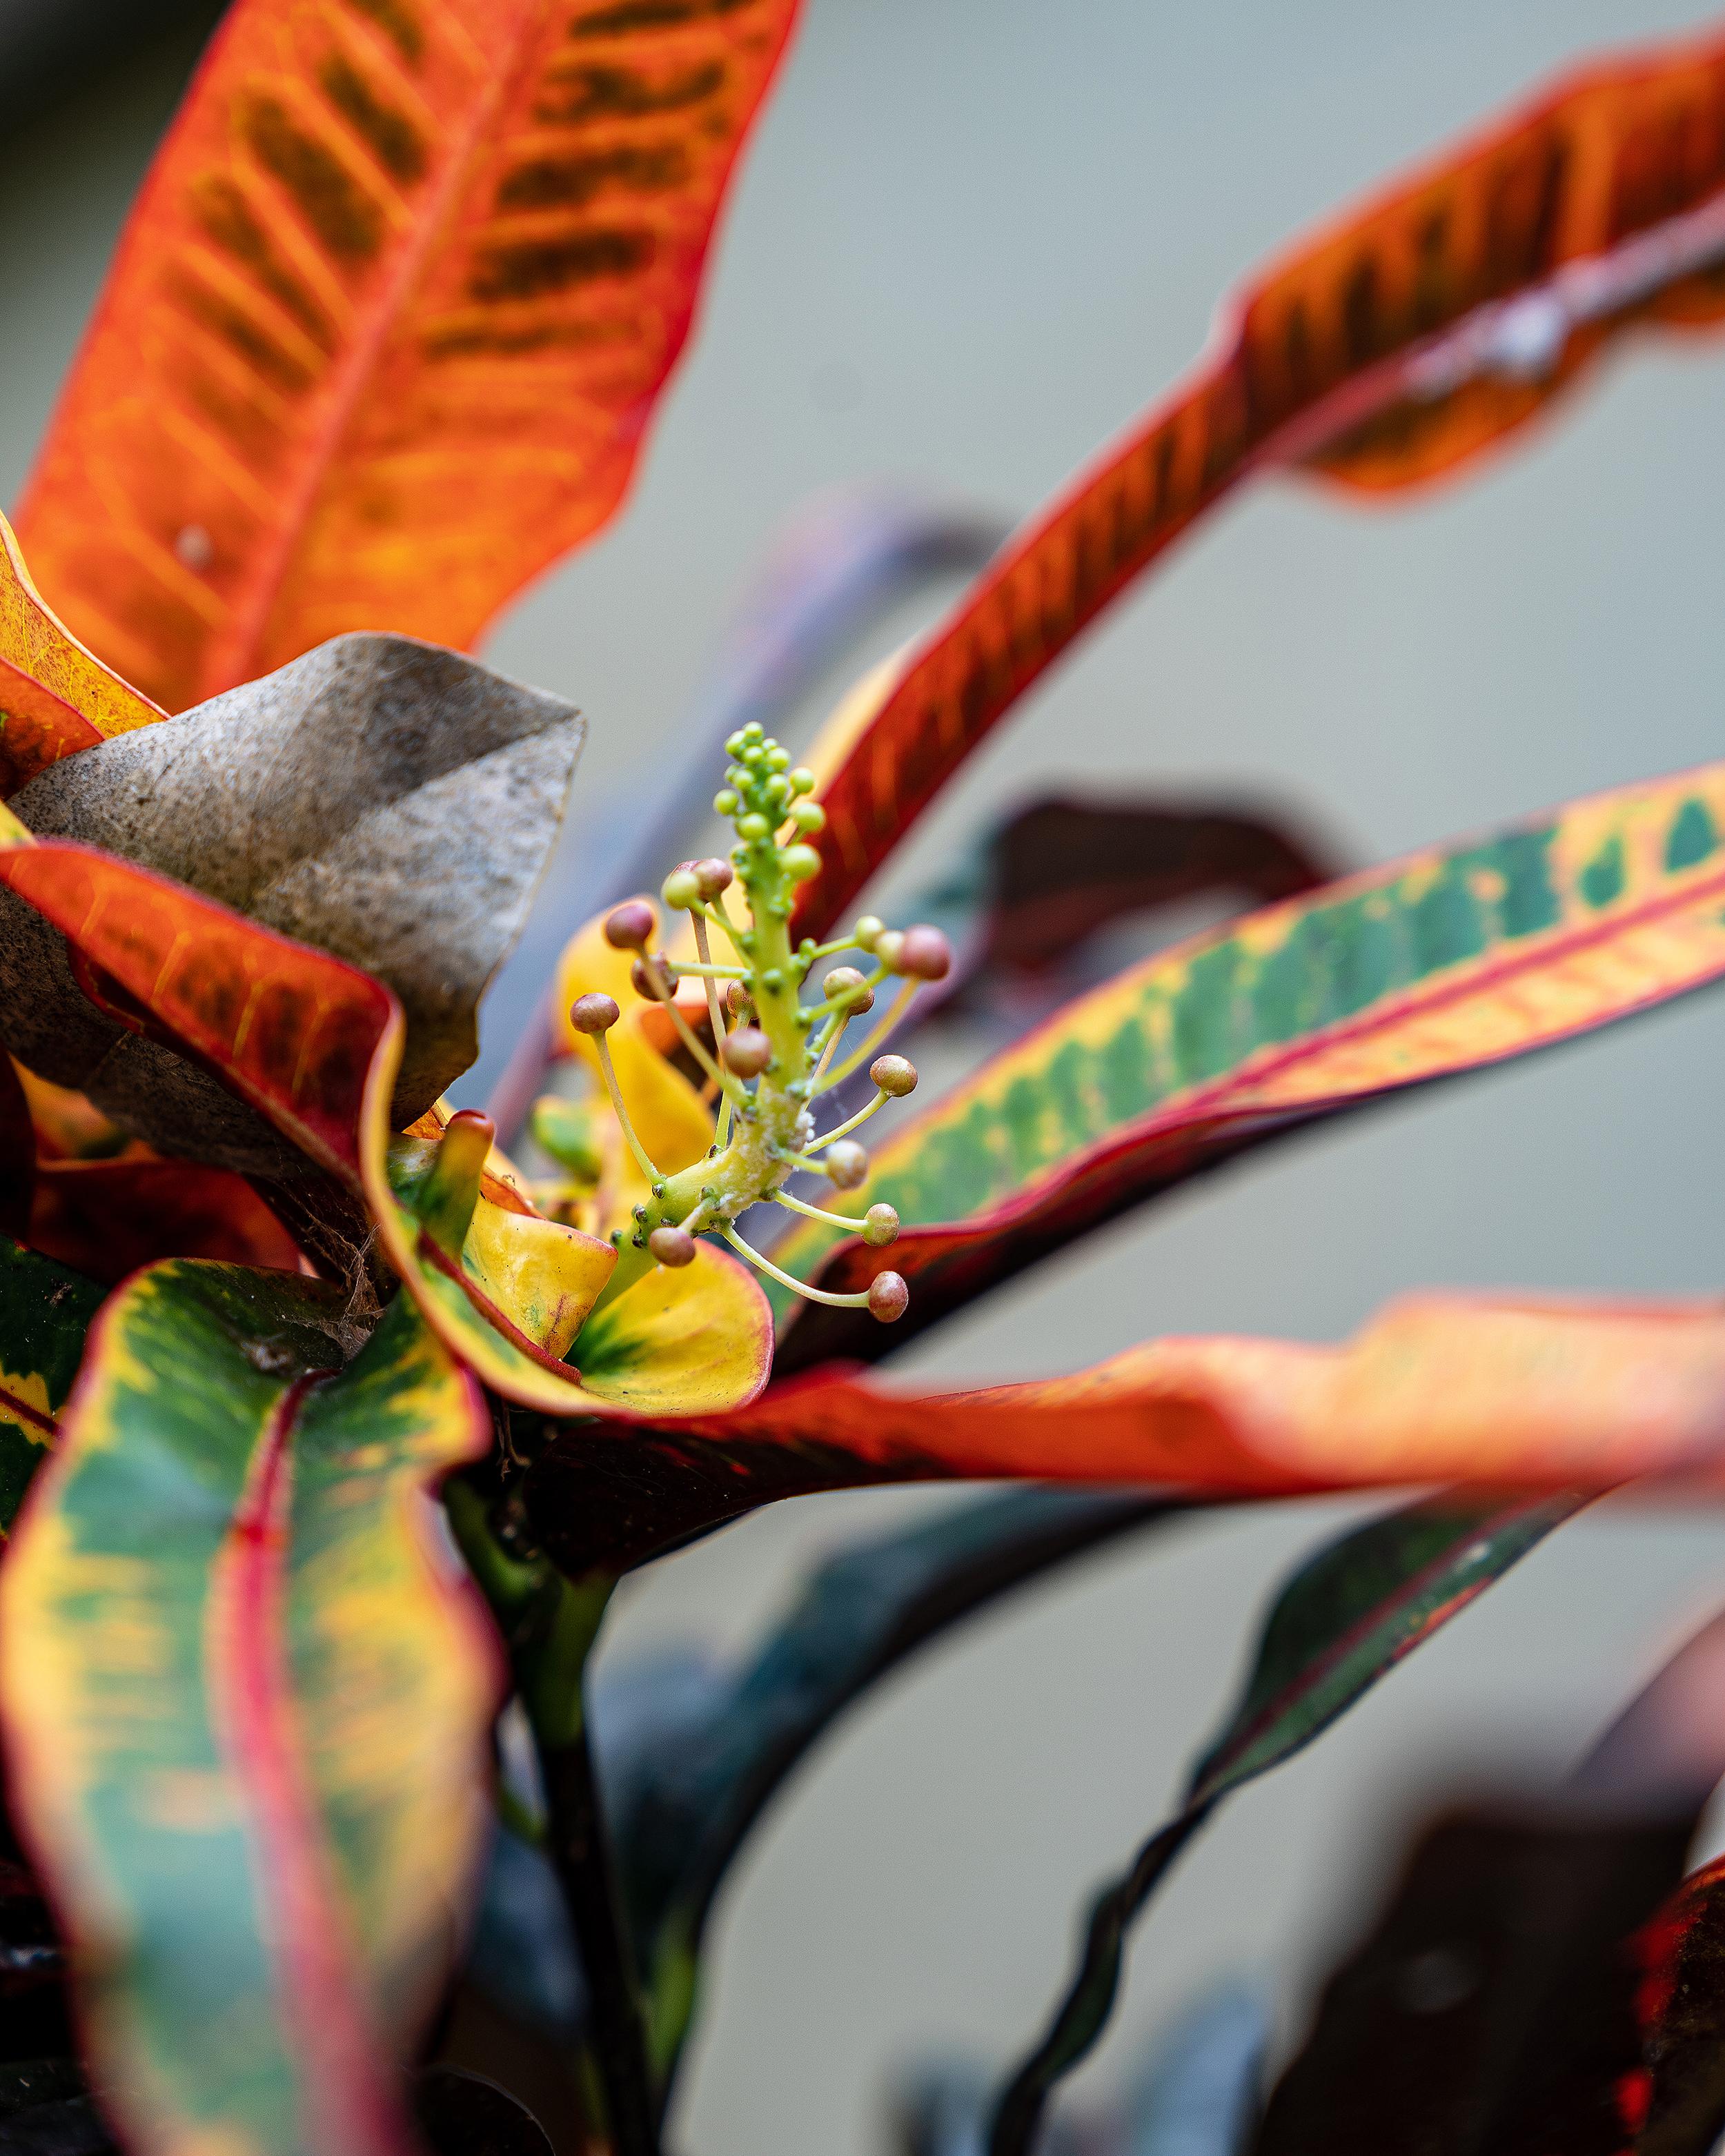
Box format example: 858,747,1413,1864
574,724,952,1324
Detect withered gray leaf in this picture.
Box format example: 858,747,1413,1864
0,633,582,1176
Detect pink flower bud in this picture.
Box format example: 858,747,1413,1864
823,965,874,1013
648,1225,696,1267
569,993,620,1034
722,1027,772,1077
825,1139,868,1189
862,1203,899,1247
604,900,656,950
630,954,676,1001
693,858,734,900
867,1271,909,1321
895,925,952,981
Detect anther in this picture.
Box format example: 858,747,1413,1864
722,1027,771,1078
825,965,874,1013
661,866,701,911
694,858,733,900
825,1139,868,1189
604,900,656,951
894,925,954,982
870,1054,917,1097
862,1203,900,1247
867,1272,909,1322
569,993,620,1034
648,1224,697,1268
630,953,678,1000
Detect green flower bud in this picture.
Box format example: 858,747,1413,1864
736,812,770,840
661,867,700,910
791,799,826,835
714,788,738,815
782,844,822,882
789,767,816,795
852,914,885,951
765,743,790,772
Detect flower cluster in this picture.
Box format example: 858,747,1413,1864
564,723,951,1323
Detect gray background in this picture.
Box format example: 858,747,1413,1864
6,3,1725,2148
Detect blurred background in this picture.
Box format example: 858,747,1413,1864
7,1,1725,2148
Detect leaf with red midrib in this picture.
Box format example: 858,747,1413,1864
15,0,802,711
790,20,1725,945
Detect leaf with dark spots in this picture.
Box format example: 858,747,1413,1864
3,633,582,1136
985,1493,1586,2156
789,21,1725,945
1250,1804,1697,2156
771,758,1725,1367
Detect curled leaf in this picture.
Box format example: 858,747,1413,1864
0,513,161,796
790,21,1725,942
10,633,583,1123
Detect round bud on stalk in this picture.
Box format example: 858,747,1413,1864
736,813,770,841
823,965,874,1014
893,925,953,981
862,1203,900,1247
603,900,656,951
569,993,620,1035
724,980,754,1020
869,1054,917,1098
867,1272,909,1322
630,955,676,1001
647,1225,696,1268
660,866,700,911
789,767,816,795
693,858,733,900
824,1139,868,1189
851,915,885,952
782,844,822,883
713,789,738,816
871,929,904,971
721,1027,772,1078
790,799,827,835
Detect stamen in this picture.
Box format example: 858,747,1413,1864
689,915,731,1045
593,1034,660,1185
638,953,744,1104
805,1089,887,1151
818,975,918,1091
719,1225,874,1309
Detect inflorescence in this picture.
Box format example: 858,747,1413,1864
555,724,951,1323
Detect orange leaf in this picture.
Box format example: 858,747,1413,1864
0,515,164,795
15,0,801,711
789,19,1725,943
28,1158,306,1284
529,1292,1725,1578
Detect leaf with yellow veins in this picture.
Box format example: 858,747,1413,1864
570,1239,773,1418
0,1264,499,2156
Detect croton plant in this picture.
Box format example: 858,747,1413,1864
8,7,1725,2155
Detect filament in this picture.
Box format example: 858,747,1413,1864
805,1090,887,1151
772,1189,869,1232
719,1225,872,1308
593,1035,661,1184
817,976,918,1092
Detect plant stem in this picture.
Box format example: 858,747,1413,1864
538,1715,661,2156
445,1481,661,2156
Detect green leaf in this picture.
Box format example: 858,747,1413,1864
0,1236,103,1536
0,1263,498,2156
985,1492,1588,2156
773,760,1725,1365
